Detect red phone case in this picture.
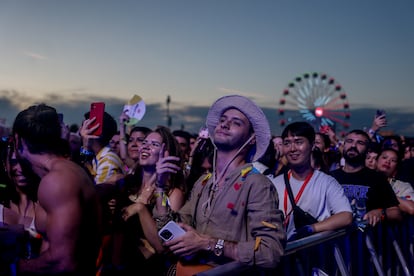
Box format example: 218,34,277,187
89,102,105,136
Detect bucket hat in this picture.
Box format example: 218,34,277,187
206,95,271,161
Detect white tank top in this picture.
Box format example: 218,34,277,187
0,204,36,230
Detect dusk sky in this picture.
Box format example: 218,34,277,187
1,0,413,136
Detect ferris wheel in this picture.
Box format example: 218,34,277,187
278,72,351,137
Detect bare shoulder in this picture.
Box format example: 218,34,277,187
38,159,94,206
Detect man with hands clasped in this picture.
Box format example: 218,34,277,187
152,95,286,274
330,129,402,226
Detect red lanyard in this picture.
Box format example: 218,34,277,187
283,170,314,218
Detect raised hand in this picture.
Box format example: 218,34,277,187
119,110,130,126
371,113,387,132
155,143,181,188
79,118,101,149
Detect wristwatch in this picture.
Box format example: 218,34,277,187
214,239,224,257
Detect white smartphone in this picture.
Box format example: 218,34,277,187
198,126,209,139
158,221,186,242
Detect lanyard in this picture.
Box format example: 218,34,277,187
283,170,314,218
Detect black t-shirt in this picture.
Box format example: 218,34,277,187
330,167,399,221
398,157,414,187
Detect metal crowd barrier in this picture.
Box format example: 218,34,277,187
2,216,414,275
198,215,414,276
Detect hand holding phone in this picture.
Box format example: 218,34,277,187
158,221,186,242
319,125,331,134
89,102,105,136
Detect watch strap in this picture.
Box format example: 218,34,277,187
214,239,224,256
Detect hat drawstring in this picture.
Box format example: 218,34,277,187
201,134,254,216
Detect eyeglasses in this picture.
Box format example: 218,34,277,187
109,140,120,145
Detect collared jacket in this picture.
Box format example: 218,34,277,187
179,163,286,268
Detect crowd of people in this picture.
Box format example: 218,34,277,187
0,95,414,275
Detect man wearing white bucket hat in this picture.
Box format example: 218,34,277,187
154,95,286,274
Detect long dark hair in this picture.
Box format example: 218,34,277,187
185,138,215,199
120,125,185,197
0,139,39,207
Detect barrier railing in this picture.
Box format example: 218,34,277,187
2,216,414,275
199,215,414,276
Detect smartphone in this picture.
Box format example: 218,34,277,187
89,102,105,136
158,221,186,242
198,127,209,139
376,109,386,117
319,125,330,134
58,113,64,124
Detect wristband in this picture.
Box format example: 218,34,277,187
154,190,168,206
381,208,387,221
121,137,128,145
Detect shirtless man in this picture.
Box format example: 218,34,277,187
12,104,102,275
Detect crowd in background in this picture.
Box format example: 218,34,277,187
1,98,414,276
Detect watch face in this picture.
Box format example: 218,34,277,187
214,239,224,256
214,247,223,256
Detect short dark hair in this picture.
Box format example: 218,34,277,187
381,135,404,158
172,130,191,145
379,147,402,165
13,104,63,154
130,126,151,137
346,129,370,142
281,121,315,144
316,132,331,149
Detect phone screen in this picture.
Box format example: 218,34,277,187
89,102,105,136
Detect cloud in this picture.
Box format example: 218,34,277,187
218,87,243,94
217,87,270,105
23,51,48,60
0,90,39,110
1,89,414,138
